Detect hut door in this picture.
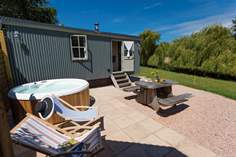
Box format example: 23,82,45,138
112,41,121,72
121,41,134,72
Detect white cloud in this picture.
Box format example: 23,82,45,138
144,2,161,10
157,10,236,35
131,1,236,38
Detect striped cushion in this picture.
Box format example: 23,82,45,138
11,118,69,154
75,127,102,153
11,116,102,155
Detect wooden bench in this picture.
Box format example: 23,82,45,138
123,85,140,92
159,93,192,106
149,93,193,112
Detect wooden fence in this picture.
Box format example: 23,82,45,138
0,49,9,102
0,30,14,157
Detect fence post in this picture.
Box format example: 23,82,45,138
0,30,12,85
0,29,14,157
0,95,14,157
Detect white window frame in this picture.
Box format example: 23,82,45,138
70,35,88,60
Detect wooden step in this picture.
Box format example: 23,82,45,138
118,82,131,88
112,71,125,75
116,78,129,83
110,71,132,88
114,74,126,79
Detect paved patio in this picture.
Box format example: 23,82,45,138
91,85,217,157
13,85,218,157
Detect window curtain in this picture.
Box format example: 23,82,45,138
124,41,134,57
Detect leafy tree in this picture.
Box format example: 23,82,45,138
147,42,170,68
0,0,57,24
140,30,160,65
147,25,236,78
232,18,236,37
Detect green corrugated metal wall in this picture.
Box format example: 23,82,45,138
5,25,112,85
3,24,140,85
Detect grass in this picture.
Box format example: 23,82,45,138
138,66,236,100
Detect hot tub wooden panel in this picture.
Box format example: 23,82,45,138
60,87,89,107
10,87,90,124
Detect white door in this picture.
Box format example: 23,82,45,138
121,41,134,72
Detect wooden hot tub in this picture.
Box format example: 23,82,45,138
8,79,90,124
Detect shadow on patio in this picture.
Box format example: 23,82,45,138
13,138,187,157
98,139,187,157
157,103,190,117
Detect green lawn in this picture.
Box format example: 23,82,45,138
138,66,236,100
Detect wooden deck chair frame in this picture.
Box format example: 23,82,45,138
52,96,104,131
11,113,103,157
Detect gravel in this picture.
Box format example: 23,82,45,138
156,85,236,157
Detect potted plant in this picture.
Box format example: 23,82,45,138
59,138,78,151
151,71,160,83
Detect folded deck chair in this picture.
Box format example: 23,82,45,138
37,95,98,122
11,113,103,157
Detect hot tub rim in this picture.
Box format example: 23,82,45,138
8,78,89,100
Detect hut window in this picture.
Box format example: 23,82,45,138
70,35,88,60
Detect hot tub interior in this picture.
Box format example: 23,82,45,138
8,79,90,124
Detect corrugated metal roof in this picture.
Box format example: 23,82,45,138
0,16,140,41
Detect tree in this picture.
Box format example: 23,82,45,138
140,30,160,65
0,0,57,24
147,42,170,68
232,18,236,37
147,25,236,78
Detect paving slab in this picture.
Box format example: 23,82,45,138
165,149,188,157
154,127,186,147
113,115,137,129
105,130,134,155
117,144,149,157
126,111,148,123
103,117,120,135
138,118,164,133
177,139,217,157
96,140,114,157
140,135,173,156
122,122,156,142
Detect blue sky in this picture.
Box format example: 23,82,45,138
50,0,236,41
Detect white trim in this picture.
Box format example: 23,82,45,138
8,79,89,100
70,35,88,60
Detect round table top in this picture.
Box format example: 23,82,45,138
135,80,177,89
